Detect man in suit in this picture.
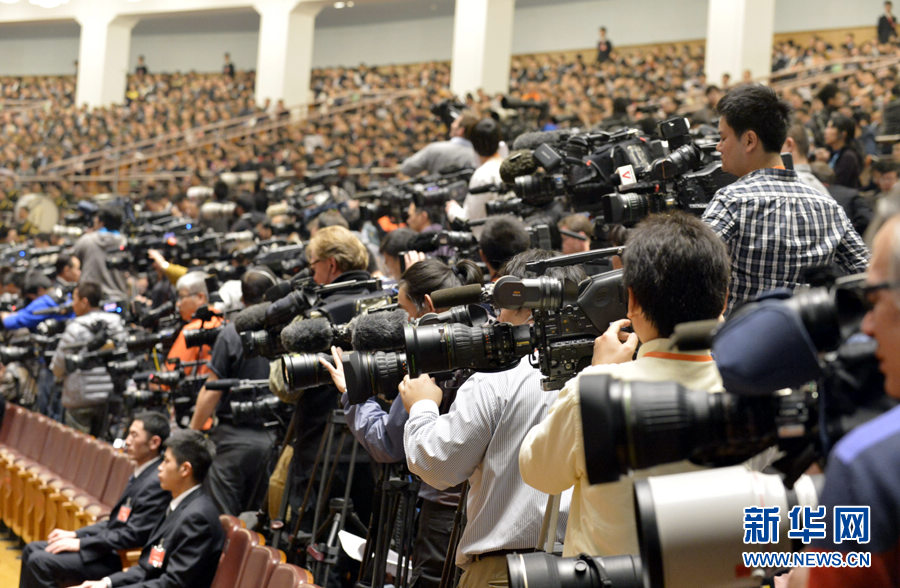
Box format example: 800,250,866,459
879,1,897,44
74,429,224,588
20,412,171,588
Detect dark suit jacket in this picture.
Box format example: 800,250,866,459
75,456,170,563
106,489,224,588
879,13,897,43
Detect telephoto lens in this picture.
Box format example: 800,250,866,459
404,322,532,377
507,553,643,588
343,351,409,405
280,352,331,391
183,326,224,348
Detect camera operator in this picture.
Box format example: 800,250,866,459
49,280,127,436
72,204,129,301
519,212,730,557
400,249,583,587
789,213,900,588
479,215,531,281
400,113,479,177
446,118,506,238
19,412,170,588
164,271,224,376
318,257,482,587
557,214,593,255
189,267,278,515
701,84,869,314
1,255,79,331
378,228,416,281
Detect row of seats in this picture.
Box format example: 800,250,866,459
0,403,131,544
0,403,318,587
214,514,318,588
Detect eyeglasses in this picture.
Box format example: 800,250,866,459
859,280,900,310
309,258,328,268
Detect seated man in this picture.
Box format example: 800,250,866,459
20,412,171,588
519,212,730,557
75,429,225,588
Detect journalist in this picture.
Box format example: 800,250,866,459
1,255,80,331
20,412,170,588
519,212,729,557
790,213,900,588
318,257,482,587
401,249,581,587
701,83,869,314
189,267,278,515
478,215,531,281
164,271,224,377
446,118,506,237
400,113,479,177
49,280,127,436
72,204,129,301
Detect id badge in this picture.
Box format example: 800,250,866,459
116,502,132,523
148,544,166,568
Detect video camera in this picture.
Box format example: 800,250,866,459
431,99,466,128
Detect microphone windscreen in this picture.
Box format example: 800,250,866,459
499,150,539,184
511,129,577,151
429,284,484,309
280,317,334,353
351,309,409,352
233,302,271,333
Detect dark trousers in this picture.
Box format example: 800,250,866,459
19,541,121,588
205,422,276,515
411,499,457,588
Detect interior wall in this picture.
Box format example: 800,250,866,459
0,0,883,76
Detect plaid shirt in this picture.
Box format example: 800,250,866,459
702,167,869,313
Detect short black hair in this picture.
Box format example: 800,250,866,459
622,213,730,338
133,411,170,451
470,118,501,157
75,280,102,307
499,248,587,284
816,83,840,106
478,215,530,271
54,254,76,277
213,180,229,201
164,429,216,484
241,266,277,306
716,84,791,153
97,204,123,231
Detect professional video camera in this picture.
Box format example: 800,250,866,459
206,378,292,429
578,274,875,486
357,169,472,223
431,99,466,127
503,118,735,225
183,325,224,349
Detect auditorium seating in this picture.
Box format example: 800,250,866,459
1,405,319,586
0,404,132,544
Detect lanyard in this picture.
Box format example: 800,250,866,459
643,351,714,362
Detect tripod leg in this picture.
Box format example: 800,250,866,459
440,484,468,588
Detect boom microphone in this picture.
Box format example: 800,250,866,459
499,150,539,184
280,317,350,353
511,128,578,151
233,302,271,333
351,309,409,352
429,284,489,309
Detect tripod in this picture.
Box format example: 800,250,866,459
355,464,420,588
281,409,367,587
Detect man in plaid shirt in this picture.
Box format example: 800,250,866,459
702,84,869,314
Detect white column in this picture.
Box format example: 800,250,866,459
705,0,775,85
254,0,321,110
75,14,138,108
450,0,515,98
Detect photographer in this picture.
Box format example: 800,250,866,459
701,84,869,313
790,213,900,588
400,113,479,177
72,204,129,301
519,212,730,557
401,249,583,587
478,215,531,281
164,271,224,377
189,267,278,515
446,118,506,237
49,280,127,436
2,256,79,331
318,257,482,587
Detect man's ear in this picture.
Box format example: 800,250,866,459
179,460,194,480
423,294,436,314
743,129,759,153
149,435,162,453
626,287,638,319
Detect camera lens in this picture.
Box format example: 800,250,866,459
281,353,330,391
405,322,530,377
601,192,652,226
344,351,408,405
507,552,643,588
183,326,223,349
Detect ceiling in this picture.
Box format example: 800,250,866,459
0,0,590,36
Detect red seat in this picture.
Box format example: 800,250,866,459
238,545,285,588
220,513,245,540
265,562,316,588
211,527,260,588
